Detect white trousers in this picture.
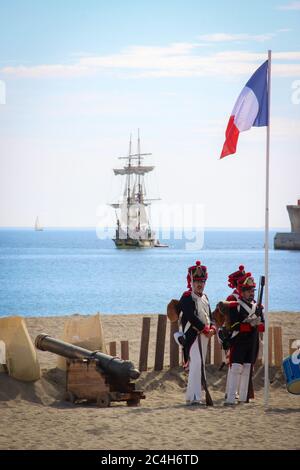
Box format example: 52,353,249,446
225,363,251,404
186,335,209,402
225,366,241,397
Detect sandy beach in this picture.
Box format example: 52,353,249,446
0,312,299,450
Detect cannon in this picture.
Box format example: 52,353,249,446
35,334,145,407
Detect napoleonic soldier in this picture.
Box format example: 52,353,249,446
224,272,265,405
223,265,247,398
177,261,216,405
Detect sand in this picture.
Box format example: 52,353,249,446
0,312,299,450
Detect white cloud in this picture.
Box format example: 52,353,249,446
2,44,300,79
272,116,300,138
192,117,300,140
198,33,275,42
277,2,300,10
2,64,91,79
272,51,300,59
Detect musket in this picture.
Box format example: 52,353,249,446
198,336,213,406
256,275,265,318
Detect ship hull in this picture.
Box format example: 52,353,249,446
113,237,155,249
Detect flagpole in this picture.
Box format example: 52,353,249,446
264,50,272,407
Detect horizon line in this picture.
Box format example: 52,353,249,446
0,226,290,231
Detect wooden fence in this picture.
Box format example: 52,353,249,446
109,315,296,372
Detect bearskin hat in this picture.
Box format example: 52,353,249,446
186,260,208,292
228,265,246,289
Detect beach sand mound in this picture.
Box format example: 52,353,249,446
0,368,65,406
137,364,286,393
0,364,287,407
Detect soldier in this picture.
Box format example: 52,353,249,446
178,261,216,405
224,272,264,405
224,265,247,398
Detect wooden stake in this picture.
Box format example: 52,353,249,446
268,327,273,366
154,315,167,371
139,317,151,372
273,326,283,367
213,335,222,366
121,341,129,360
255,333,263,367
170,320,179,368
109,341,116,357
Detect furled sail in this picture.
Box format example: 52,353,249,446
113,165,154,176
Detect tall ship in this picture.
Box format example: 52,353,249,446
110,131,165,248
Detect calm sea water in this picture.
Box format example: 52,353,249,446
0,229,299,316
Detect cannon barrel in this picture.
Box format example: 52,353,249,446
35,334,140,380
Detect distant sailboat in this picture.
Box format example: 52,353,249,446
34,217,43,231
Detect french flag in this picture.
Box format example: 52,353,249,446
220,60,269,159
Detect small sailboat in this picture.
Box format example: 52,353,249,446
34,216,43,231
154,240,169,248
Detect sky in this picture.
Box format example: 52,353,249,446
0,0,299,229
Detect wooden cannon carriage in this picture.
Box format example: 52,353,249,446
65,358,145,407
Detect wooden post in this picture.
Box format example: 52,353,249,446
154,315,167,371
273,326,283,367
121,341,129,360
170,321,179,368
255,333,263,367
206,338,211,365
268,327,273,366
213,335,222,366
139,317,151,372
109,341,116,357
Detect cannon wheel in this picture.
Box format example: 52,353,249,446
126,398,140,407
64,391,76,404
97,393,111,408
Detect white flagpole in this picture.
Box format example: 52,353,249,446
264,50,272,407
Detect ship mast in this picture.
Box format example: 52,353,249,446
127,135,132,238
137,129,141,231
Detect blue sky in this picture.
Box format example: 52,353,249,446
0,0,299,228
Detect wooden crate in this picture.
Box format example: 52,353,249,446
65,359,145,407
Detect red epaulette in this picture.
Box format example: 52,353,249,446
183,290,192,297
226,294,237,301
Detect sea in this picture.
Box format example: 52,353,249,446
0,228,299,317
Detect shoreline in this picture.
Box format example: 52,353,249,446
1,309,299,319
1,309,299,318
